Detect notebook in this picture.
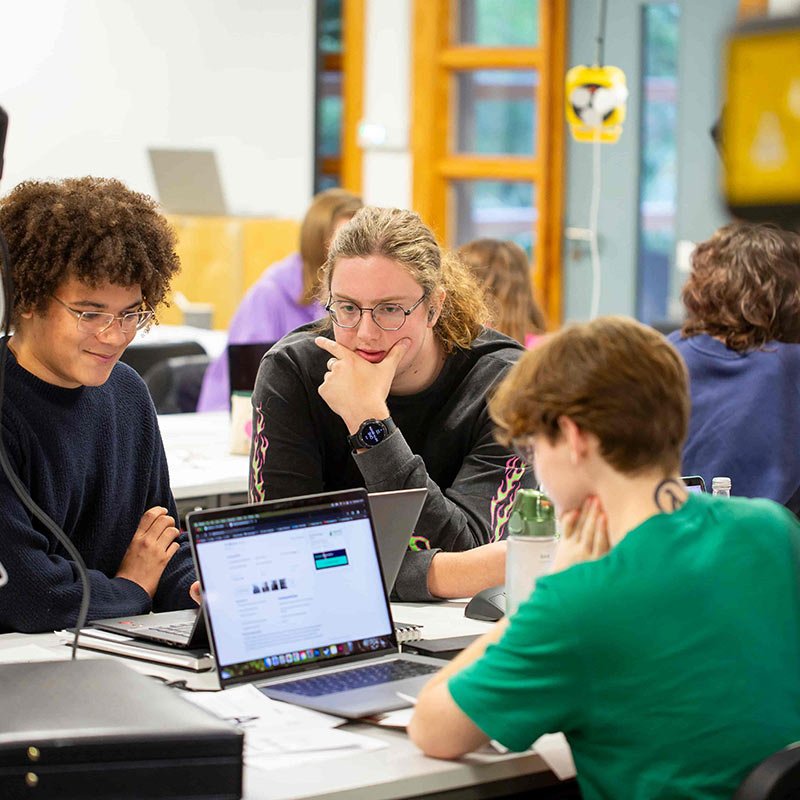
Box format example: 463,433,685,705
187,489,443,719
90,606,209,649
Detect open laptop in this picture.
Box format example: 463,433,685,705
88,489,426,650
369,488,427,593
187,488,443,719
148,148,228,216
91,606,209,649
228,342,276,399
682,475,706,493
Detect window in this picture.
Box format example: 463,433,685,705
636,2,680,325
314,0,363,194
412,0,566,324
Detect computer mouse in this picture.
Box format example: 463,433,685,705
464,585,506,622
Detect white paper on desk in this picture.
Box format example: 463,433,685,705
183,684,343,730
244,729,387,773
183,685,386,771
372,707,414,729
533,733,577,780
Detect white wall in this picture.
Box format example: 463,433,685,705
0,0,316,218
361,0,413,209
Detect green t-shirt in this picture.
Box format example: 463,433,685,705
449,494,800,800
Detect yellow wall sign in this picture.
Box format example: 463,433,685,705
724,18,800,214
565,64,629,144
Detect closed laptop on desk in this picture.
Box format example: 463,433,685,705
187,489,442,719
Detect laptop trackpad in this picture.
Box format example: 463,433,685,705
261,673,429,720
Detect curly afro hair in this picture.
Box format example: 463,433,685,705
0,176,180,323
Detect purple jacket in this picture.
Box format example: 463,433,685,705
196,252,326,411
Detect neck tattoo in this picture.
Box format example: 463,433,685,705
653,478,687,513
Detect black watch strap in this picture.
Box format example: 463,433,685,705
347,417,396,452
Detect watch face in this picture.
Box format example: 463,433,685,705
360,420,387,447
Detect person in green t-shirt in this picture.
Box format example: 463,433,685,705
408,316,800,800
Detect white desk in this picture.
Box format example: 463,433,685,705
0,602,569,799
158,411,248,503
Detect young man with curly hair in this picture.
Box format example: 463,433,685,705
669,222,800,512
0,176,197,632
409,316,800,800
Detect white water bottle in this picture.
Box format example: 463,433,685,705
711,476,732,497
505,489,558,616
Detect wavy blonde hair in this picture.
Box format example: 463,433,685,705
320,207,489,352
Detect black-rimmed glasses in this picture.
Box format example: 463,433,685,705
52,296,154,335
325,294,427,331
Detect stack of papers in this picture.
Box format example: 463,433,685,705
183,685,387,771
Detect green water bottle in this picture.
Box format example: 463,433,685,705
505,489,558,616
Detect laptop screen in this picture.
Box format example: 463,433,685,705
228,342,276,396
189,490,396,684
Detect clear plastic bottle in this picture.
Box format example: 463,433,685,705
505,489,558,616
711,476,732,497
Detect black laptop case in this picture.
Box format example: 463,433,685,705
0,659,242,799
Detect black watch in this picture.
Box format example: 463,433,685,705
347,417,395,452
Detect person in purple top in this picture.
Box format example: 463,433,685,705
668,222,800,513
197,188,362,411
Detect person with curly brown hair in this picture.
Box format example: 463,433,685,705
249,207,534,601
0,176,197,632
667,222,800,512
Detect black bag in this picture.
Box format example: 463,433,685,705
0,659,242,799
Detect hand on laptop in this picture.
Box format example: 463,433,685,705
552,496,610,574
115,506,181,597
189,581,201,605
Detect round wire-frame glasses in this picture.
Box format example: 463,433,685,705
325,294,427,331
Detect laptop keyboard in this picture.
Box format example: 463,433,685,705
269,660,439,697
149,621,193,636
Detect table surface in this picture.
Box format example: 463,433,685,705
159,411,249,501
0,602,559,800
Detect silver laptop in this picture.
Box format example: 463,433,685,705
187,489,443,719
88,488,425,650
368,488,427,593
148,148,227,215
91,606,208,649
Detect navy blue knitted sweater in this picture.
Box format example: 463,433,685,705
0,347,196,632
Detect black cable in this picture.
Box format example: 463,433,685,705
595,0,609,66
0,125,91,659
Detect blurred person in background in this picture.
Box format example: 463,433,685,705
458,238,546,347
668,221,800,512
197,188,362,411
